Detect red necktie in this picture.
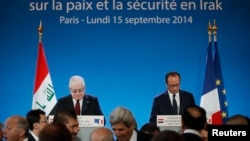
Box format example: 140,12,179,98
75,100,80,115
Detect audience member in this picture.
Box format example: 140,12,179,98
181,105,207,141
109,106,153,141
3,115,29,141
90,127,114,141
0,122,3,141
140,122,160,135
226,114,250,125
151,130,184,141
39,123,72,141
53,110,80,141
149,71,196,123
26,109,47,141
50,75,105,122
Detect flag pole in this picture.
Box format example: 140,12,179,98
208,20,213,43
33,20,57,115
38,20,43,43
213,19,218,42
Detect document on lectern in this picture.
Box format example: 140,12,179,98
78,115,104,127
48,115,104,127
157,115,182,127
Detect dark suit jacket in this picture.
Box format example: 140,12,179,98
149,90,196,123
182,133,203,141
28,133,36,141
50,94,104,116
137,130,153,141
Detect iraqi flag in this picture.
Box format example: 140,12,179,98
32,42,57,116
200,41,222,124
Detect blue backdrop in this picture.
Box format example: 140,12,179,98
1,0,250,129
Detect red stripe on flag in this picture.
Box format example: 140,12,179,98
33,42,49,94
212,111,223,124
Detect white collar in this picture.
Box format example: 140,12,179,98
130,129,137,141
183,129,201,137
30,131,39,141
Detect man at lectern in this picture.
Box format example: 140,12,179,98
149,71,196,123
50,75,105,123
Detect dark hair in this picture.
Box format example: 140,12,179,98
26,109,46,130
140,122,160,135
165,72,181,84
53,110,77,124
39,123,72,141
151,130,184,141
181,105,207,130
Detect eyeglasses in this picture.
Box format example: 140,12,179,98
168,84,180,88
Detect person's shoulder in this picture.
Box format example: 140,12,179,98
154,91,167,99
85,94,98,99
180,90,193,95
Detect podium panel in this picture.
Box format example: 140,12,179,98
48,115,104,141
77,116,105,141
157,115,182,133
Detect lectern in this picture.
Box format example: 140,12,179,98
157,115,182,133
48,115,104,141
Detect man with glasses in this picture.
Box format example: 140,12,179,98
26,109,48,141
149,71,196,124
50,75,105,120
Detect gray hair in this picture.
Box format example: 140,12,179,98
109,106,135,128
69,75,86,87
12,115,29,136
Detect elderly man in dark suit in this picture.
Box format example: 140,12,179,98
149,71,196,123
50,75,105,121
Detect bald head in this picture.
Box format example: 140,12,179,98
4,115,29,140
226,114,249,125
90,127,114,141
181,105,207,131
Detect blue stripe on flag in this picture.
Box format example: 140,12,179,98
202,42,217,95
214,41,229,123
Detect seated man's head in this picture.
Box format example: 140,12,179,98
53,110,80,140
181,105,207,131
40,123,72,141
109,107,135,141
90,127,114,141
226,114,249,125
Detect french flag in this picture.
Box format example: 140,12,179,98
200,41,222,124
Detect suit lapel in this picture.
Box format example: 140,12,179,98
68,95,75,111
163,91,174,114
179,90,184,114
82,95,89,114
